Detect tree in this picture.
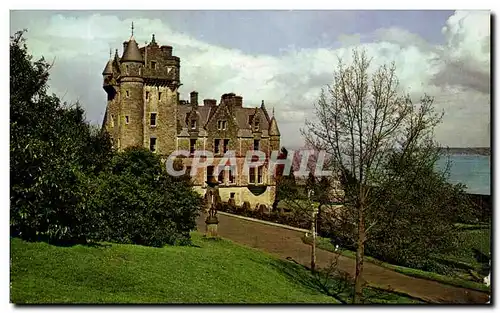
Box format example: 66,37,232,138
301,49,448,303
10,30,113,243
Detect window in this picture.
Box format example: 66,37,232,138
190,119,197,129
190,139,196,154
254,120,260,131
257,166,263,184
249,166,263,184
126,65,129,74
228,168,235,184
151,61,157,69
149,137,157,152
126,90,130,98
125,115,130,124
214,139,220,154
249,167,256,184
253,139,260,151
223,139,229,153
110,114,114,127
150,113,157,127
230,192,235,199
248,115,254,125
217,120,227,130
158,92,162,101
146,91,150,100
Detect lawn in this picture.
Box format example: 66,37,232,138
10,232,421,304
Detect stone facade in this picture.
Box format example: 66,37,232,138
102,33,281,207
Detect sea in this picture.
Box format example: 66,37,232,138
436,154,491,195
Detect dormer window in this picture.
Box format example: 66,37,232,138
151,61,157,69
191,120,197,129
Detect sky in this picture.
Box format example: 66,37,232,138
9,10,491,148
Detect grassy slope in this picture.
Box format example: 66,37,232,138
303,229,491,294
10,232,421,304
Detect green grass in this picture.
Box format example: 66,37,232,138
10,232,421,304
302,235,490,294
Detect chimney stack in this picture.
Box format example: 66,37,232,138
204,99,217,107
161,45,173,56
234,96,243,107
190,91,199,106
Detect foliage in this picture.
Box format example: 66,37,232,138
10,30,113,243
89,147,203,247
272,147,299,212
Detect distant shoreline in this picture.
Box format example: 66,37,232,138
440,147,490,156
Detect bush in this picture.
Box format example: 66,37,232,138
10,31,113,244
91,148,203,247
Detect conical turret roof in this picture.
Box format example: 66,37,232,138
121,37,143,63
102,59,113,75
269,115,280,136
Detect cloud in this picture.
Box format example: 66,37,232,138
11,10,490,148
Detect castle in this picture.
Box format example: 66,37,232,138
101,30,281,207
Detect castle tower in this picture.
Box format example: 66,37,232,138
102,26,181,155
119,29,145,148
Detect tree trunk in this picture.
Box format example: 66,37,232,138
311,212,316,272
353,207,365,304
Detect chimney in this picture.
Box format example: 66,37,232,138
161,45,173,56
234,96,243,107
190,91,199,106
204,99,217,107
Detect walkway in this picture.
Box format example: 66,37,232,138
196,212,489,304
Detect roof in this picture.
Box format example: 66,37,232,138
269,116,280,136
121,37,143,63
102,60,113,75
176,102,272,134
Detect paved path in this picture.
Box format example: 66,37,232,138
196,213,489,304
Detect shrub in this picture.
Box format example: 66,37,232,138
91,148,203,247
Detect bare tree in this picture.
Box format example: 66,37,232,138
301,49,443,303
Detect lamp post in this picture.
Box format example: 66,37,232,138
205,176,220,238
308,189,318,272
